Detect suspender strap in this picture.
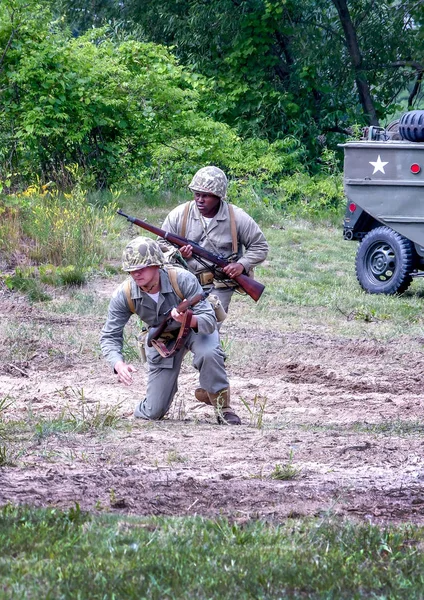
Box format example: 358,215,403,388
228,203,238,254
180,201,192,239
123,278,135,313
166,266,184,299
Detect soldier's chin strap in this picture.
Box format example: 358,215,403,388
150,310,193,358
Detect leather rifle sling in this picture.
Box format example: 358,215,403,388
124,268,195,358
150,309,193,358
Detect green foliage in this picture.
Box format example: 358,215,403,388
0,0,314,195
86,0,423,154
278,171,345,217
4,267,51,303
39,264,86,287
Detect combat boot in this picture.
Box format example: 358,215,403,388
195,388,212,405
207,388,241,426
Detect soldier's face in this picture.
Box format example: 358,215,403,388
130,266,160,293
193,191,221,218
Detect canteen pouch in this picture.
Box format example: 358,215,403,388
137,328,148,363
208,294,227,323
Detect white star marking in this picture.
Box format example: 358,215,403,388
369,155,388,174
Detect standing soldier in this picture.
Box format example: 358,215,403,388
100,236,241,425
160,166,269,315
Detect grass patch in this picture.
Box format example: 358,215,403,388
0,396,20,467
3,268,51,303
1,506,424,599
232,220,424,342
240,394,268,429
353,420,424,437
269,451,302,480
52,388,124,433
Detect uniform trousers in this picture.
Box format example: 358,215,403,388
134,329,228,420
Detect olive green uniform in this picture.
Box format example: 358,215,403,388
100,268,228,420
161,200,269,312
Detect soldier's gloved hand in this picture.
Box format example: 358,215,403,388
223,262,244,279
114,360,137,386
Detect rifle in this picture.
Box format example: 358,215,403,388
117,209,265,302
147,291,209,358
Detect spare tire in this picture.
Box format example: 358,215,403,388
399,110,424,142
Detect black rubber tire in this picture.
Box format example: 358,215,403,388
355,226,415,294
399,110,424,142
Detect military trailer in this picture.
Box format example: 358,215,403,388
342,109,424,294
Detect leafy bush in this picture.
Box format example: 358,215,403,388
0,0,315,196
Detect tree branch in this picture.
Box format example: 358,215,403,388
331,0,379,125
0,30,16,73
385,60,424,107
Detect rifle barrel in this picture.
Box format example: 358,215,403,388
117,209,265,302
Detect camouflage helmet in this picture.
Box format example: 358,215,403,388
188,166,228,199
122,236,164,272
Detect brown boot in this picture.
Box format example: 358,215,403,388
217,408,242,425
207,388,241,426
195,388,212,405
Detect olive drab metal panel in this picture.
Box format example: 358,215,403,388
341,141,424,248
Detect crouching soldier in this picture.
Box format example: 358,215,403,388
100,236,241,425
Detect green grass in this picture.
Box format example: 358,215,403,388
237,220,424,343
269,451,302,480
353,420,424,437
1,505,423,599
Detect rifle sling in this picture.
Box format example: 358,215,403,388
150,310,193,358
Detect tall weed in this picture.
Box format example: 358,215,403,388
17,186,117,267
0,204,23,259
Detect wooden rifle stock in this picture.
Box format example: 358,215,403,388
117,209,265,302
147,292,207,347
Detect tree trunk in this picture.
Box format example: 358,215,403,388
331,0,379,125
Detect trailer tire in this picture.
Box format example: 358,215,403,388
399,110,424,142
355,226,415,295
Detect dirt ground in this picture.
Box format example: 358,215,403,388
2,276,424,526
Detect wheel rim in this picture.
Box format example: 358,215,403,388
364,242,396,282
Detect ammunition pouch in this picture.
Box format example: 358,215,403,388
197,266,254,297
197,271,215,286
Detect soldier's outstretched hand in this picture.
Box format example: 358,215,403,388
114,360,137,386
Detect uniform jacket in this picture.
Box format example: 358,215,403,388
100,268,216,369
160,200,269,275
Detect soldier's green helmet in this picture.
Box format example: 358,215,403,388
188,166,228,199
122,236,164,272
